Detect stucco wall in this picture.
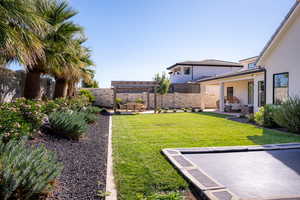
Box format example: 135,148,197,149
200,85,219,108
0,69,54,103
89,88,203,109
260,6,300,104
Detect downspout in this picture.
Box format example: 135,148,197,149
263,67,267,105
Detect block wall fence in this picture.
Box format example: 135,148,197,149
87,88,218,109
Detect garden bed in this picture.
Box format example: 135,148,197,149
30,114,109,200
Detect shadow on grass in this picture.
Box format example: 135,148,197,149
247,127,300,146
196,112,231,119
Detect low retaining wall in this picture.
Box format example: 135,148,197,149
89,88,206,109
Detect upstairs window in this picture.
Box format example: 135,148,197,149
183,67,191,75
173,68,181,75
248,62,256,69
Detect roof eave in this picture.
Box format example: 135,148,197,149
257,1,300,66
196,68,265,83
167,63,243,70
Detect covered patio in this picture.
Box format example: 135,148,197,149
198,68,265,114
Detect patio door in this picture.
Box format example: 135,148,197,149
227,87,233,99
248,82,254,105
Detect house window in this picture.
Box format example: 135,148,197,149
174,68,181,75
248,82,254,105
248,62,256,69
258,81,265,107
184,67,191,75
273,72,289,104
227,87,233,99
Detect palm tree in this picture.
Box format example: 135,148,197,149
52,38,95,98
0,0,46,68
23,0,81,99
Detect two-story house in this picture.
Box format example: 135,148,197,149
167,59,243,84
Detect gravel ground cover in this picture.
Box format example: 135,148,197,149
31,114,109,200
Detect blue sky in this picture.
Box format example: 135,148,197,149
11,0,296,87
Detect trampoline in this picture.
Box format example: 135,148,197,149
162,143,300,200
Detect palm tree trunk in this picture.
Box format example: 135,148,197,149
24,70,41,100
54,78,68,98
67,81,76,97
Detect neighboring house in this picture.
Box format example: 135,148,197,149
239,56,258,71
197,0,300,113
167,57,261,110
167,60,243,84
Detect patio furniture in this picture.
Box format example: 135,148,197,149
121,102,146,112
241,105,254,115
224,96,241,112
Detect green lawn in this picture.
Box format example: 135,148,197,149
112,112,300,199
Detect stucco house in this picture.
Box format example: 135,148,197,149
168,59,243,84
167,59,257,109
184,0,299,114
257,0,300,106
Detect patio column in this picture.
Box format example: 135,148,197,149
154,86,157,113
219,82,225,112
113,87,117,113
147,89,150,110
200,84,206,110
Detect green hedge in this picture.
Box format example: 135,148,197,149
273,97,300,133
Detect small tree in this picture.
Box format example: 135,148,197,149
153,72,170,108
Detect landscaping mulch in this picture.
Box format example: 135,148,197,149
33,115,109,200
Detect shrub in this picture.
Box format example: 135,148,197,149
48,111,87,140
0,106,32,142
52,96,90,112
135,98,144,104
254,104,279,127
12,98,46,130
84,112,98,123
82,106,100,123
79,89,95,103
247,114,255,123
85,106,102,114
41,100,60,115
116,98,123,105
0,141,62,200
273,97,300,133
69,96,91,111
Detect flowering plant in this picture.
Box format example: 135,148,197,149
0,106,31,142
